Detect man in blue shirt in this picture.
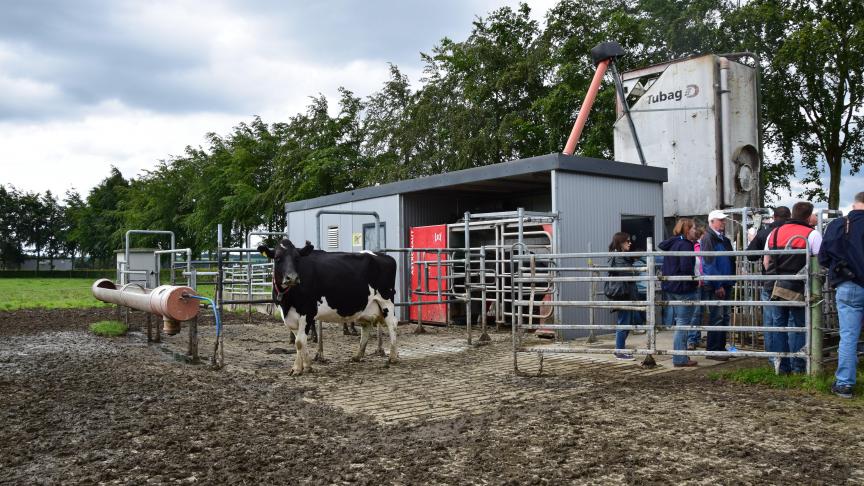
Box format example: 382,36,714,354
819,192,864,398
700,210,735,360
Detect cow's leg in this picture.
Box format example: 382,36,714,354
374,322,386,356
385,311,399,364
292,323,312,376
353,323,372,362
284,314,306,376
343,322,358,336
307,319,318,343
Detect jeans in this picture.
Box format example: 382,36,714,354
662,292,674,326
760,287,778,366
668,291,697,365
702,286,730,351
615,310,643,351
835,281,864,387
688,299,703,347
766,297,806,374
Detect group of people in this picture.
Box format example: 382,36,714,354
608,208,735,367
606,192,864,399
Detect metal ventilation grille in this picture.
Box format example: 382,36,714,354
327,226,339,249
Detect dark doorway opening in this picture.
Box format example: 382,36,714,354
621,215,655,251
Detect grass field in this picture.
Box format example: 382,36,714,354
0,279,216,311
0,279,110,311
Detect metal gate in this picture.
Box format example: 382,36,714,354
509,239,820,374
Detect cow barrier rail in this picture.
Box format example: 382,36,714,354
509,239,823,375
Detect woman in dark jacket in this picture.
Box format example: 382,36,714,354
658,218,699,367
608,232,641,360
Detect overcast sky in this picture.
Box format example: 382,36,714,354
0,0,855,211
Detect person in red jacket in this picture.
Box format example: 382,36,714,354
763,202,822,374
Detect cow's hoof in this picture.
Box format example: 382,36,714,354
343,330,351,336
288,368,303,376
373,349,386,357
387,358,399,365
351,355,363,363
351,329,359,336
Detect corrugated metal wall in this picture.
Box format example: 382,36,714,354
554,171,665,337
286,195,406,318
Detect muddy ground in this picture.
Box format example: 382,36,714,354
1,309,863,485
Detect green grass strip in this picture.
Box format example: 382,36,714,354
710,366,864,401
0,278,111,311
89,320,128,337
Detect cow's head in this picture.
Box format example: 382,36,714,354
258,238,314,290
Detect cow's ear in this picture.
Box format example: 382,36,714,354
257,245,275,259
299,241,314,256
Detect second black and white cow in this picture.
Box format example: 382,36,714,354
258,239,399,375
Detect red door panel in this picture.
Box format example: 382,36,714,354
410,225,448,323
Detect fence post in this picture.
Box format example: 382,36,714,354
810,256,823,375
464,211,472,345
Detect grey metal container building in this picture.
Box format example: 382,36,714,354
285,153,667,334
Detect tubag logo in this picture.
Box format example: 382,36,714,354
647,84,700,104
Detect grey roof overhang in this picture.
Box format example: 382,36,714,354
285,153,668,212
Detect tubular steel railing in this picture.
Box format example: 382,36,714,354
509,239,822,375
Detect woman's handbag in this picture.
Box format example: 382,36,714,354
604,280,631,300
604,256,635,300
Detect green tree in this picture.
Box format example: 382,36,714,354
62,190,85,268
729,0,864,207
74,168,129,266
0,186,25,269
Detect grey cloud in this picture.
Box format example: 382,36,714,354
231,0,490,65
0,0,522,121
0,0,246,120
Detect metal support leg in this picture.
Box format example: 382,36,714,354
642,237,657,368
188,317,199,363
464,211,472,345
146,313,152,342
810,256,823,375
314,320,329,363
479,247,490,342
415,261,426,334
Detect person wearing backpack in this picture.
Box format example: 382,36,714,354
748,207,790,363
819,192,864,398
763,202,822,375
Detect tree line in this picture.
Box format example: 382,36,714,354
2,0,861,269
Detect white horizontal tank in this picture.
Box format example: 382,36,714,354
613,54,760,216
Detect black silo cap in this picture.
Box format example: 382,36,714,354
590,41,626,66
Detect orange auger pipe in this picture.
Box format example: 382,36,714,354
92,279,200,334
562,58,610,156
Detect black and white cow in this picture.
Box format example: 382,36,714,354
258,239,399,375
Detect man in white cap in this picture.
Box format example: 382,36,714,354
699,210,735,360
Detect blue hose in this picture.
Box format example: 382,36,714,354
187,295,221,338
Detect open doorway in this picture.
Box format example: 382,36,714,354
621,215,655,251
